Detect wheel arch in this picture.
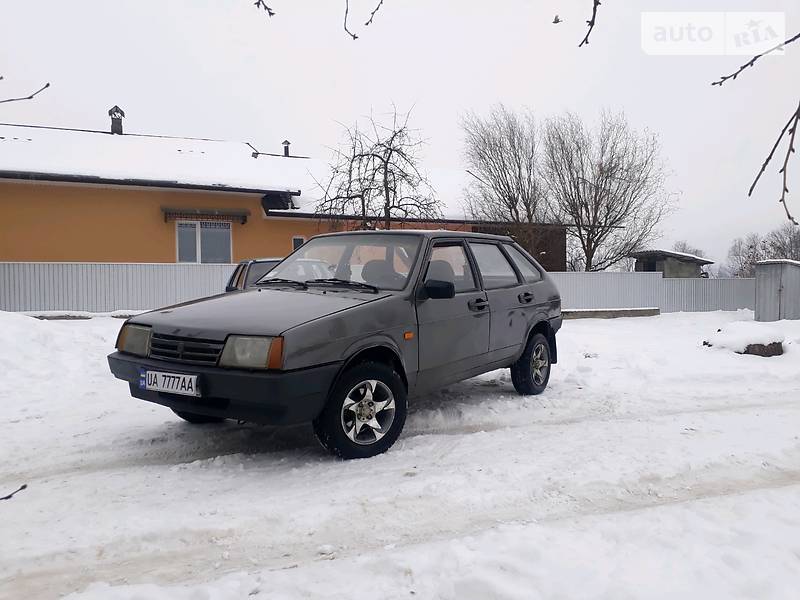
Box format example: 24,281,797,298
333,343,409,395
528,320,558,364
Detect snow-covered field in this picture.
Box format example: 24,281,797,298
1,310,799,600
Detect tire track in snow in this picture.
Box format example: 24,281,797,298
5,467,800,600
4,394,797,486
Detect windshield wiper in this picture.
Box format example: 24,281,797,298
255,278,308,289
307,278,380,293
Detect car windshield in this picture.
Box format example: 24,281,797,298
259,233,423,291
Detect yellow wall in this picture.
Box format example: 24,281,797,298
0,180,339,262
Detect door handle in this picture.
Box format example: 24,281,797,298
518,292,534,304
468,298,489,311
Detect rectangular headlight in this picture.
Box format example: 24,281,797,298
220,336,275,369
117,324,151,357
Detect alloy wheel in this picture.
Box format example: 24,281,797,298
532,343,550,385
340,379,396,445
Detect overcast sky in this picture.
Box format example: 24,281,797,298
2,0,797,265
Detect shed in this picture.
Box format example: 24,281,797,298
755,259,800,322
629,250,714,278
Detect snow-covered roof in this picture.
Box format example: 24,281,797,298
757,259,800,267
0,123,323,199
629,249,714,265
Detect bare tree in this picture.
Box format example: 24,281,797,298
765,223,800,261
316,108,441,229
461,105,549,248
726,233,769,278
725,224,800,277
542,110,670,271
0,75,49,105
672,240,706,258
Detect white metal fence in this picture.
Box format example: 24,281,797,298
548,272,755,312
0,262,756,313
0,262,235,312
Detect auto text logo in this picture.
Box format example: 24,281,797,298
641,12,786,56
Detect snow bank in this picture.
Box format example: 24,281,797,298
704,320,786,353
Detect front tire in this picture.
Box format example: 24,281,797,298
511,333,551,395
313,361,407,459
172,409,226,424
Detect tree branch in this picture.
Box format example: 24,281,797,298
712,31,800,87
578,0,601,48
0,78,51,105
253,0,275,17
747,100,800,225
365,0,386,26
343,0,358,40
777,102,800,225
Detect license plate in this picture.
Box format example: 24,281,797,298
139,370,200,397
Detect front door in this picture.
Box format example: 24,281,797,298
415,241,490,391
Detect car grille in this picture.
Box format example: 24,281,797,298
149,333,224,366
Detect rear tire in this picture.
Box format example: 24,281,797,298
510,332,551,395
313,361,407,459
172,409,226,424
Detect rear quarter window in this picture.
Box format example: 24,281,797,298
504,245,542,283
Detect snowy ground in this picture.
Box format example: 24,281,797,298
1,310,799,600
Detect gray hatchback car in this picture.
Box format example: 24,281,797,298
108,230,562,459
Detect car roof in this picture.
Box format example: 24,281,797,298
239,257,282,265
314,229,514,242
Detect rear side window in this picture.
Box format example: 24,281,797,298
425,244,476,292
504,245,542,283
469,243,519,289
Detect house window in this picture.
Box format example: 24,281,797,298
177,221,232,263
292,236,306,251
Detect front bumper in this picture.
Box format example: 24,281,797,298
107,352,340,425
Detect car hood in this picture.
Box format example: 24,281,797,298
130,287,390,340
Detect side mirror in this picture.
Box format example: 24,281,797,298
422,279,455,300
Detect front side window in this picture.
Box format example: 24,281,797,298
262,233,422,291
177,221,232,264
227,263,245,289
469,242,519,289
245,260,280,286
425,244,476,293
504,244,542,283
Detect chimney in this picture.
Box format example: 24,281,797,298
108,105,125,135
282,139,291,157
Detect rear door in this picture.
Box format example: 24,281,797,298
467,241,525,363
415,240,490,390
501,242,551,343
